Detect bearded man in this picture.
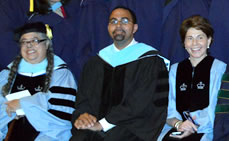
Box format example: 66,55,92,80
71,6,169,141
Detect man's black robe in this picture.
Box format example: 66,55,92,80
71,51,169,141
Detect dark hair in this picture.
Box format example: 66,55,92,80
28,0,70,16
180,15,214,44
110,6,137,24
2,22,54,96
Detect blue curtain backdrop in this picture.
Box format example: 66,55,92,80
0,0,228,81
73,0,111,80
209,0,229,65
0,0,27,71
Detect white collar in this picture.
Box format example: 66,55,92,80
113,38,138,52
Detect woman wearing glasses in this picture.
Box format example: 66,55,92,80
0,22,77,141
0,0,82,79
158,15,226,141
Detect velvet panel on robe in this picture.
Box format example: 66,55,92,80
158,58,226,141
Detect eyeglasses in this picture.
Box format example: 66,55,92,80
109,18,132,25
19,39,47,47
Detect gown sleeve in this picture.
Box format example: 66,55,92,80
20,68,77,141
0,70,16,141
167,63,183,120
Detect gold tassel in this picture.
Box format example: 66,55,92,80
29,0,34,12
45,24,53,39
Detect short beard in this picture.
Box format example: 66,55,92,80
113,29,125,41
114,34,125,41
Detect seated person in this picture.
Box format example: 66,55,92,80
0,22,77,141
70,6,169,141
0,0,82,80
158,15,226,141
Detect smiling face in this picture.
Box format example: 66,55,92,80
108,8,138,49
184,27,211,62
20,32,48,64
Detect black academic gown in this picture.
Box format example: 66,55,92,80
71,51,169,141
